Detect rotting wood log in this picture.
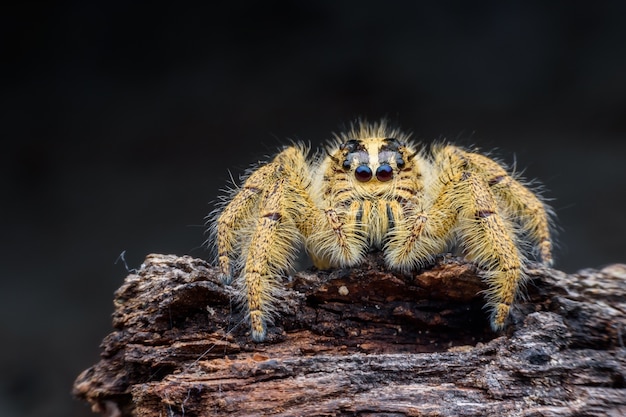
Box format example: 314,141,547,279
73,253,626,416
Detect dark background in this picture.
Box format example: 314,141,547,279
2,2,625,416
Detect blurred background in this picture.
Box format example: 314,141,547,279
2,2,625,416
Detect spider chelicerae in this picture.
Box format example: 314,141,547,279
210,120,553,341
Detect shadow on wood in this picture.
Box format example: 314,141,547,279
73,253,626,416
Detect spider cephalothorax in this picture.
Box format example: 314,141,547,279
211,120,553,341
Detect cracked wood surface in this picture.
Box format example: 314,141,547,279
73,254,626,416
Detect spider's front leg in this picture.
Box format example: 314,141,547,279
215,146,310,341
383,170,459,272
305,200,368,270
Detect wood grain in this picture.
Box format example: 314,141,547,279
73,254,626,416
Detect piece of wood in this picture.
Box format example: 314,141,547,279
73,253,626,416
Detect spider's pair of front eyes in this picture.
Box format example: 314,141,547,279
346,163,394,182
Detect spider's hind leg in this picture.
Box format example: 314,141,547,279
241,176,302,341
214,164,275,283
463,152,554,266
454,170,525,331
216,145,310,342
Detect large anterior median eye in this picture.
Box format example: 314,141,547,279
376,164,393,182
354,165,373,182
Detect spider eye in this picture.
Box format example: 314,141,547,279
396,158,405,169
340,139,360,152
376,164,394,182
342,159,351,170
354,165,373,182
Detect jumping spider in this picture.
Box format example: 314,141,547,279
210,120,553,341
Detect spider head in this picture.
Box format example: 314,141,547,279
338,137,411,185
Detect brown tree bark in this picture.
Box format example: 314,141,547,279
73,253,626,416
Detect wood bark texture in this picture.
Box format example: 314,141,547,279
73,253,626,417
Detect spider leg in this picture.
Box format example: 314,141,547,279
307,200,368,269
384,187,458,272
454,170,524,331
216,146,310,341
242,176,302,341
430,145,528,330
215,163,275,282
462,152,553,265
388,145,529,330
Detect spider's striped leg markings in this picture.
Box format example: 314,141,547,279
308,199,367,270
216,164,273,282
310,197,404,269
243,176,300,341
453,168,523,330
464,152,554,265
436,145,529,330
383,159,458,271
216,146,310,341
306,155,369,269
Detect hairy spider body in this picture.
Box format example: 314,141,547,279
211,120,553,341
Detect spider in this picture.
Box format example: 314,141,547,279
210,120,554,342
